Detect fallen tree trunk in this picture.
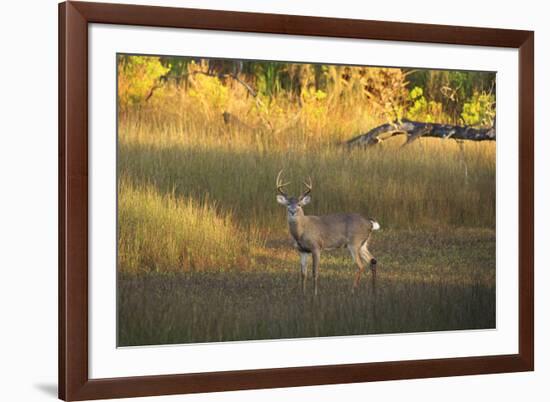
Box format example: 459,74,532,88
346,119,496,148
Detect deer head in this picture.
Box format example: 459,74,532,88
275,170,312,219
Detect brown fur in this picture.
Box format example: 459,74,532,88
277,194,379,294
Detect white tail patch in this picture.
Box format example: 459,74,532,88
370,219,380,230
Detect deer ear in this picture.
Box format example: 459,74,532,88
299,195,311,206
276,195,289,205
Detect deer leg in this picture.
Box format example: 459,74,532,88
348,246,365,290
360,239,376,263
311,249,320,296
360,242,377,288
300,252,308,294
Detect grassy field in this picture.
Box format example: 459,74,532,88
117,63,496,346
118,228,495,346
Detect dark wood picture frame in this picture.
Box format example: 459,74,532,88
59,1,534,400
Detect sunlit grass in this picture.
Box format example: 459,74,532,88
119,110,495,274
117,71,496,344
118,99,495,272
118,177,264,273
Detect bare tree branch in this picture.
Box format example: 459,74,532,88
346,119,496,148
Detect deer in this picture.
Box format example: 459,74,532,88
276,171,380,295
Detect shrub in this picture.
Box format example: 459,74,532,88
406,86,446,123
461,92,496,127
117,55,170,111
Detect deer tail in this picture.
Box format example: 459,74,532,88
369,218,380,231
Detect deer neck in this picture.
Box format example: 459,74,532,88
288,215,306,241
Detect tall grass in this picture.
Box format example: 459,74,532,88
118,73,495,273
118,177,263,273
120,131,495,224
117,61,497,344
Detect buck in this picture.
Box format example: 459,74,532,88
276,171,380,295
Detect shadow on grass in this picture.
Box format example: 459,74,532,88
118,141,496,230
118,260,495,347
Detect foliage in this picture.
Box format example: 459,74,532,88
360,67,409,121
118,55,496,129
406,86,445,123
187,63,230,115
407,69,495,122
160,56,191,81
460,92,496,127
255,63,283,97
117,55,170,111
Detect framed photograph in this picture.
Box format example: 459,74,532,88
59,1,534,400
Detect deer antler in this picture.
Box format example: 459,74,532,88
276,170,290,197
300,176,313,199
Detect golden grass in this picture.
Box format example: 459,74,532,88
118,76,495,274
118,177,263,273
117,66,497,344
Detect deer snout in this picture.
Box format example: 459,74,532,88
287,207,300,218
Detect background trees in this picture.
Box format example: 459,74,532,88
118,55,496,129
